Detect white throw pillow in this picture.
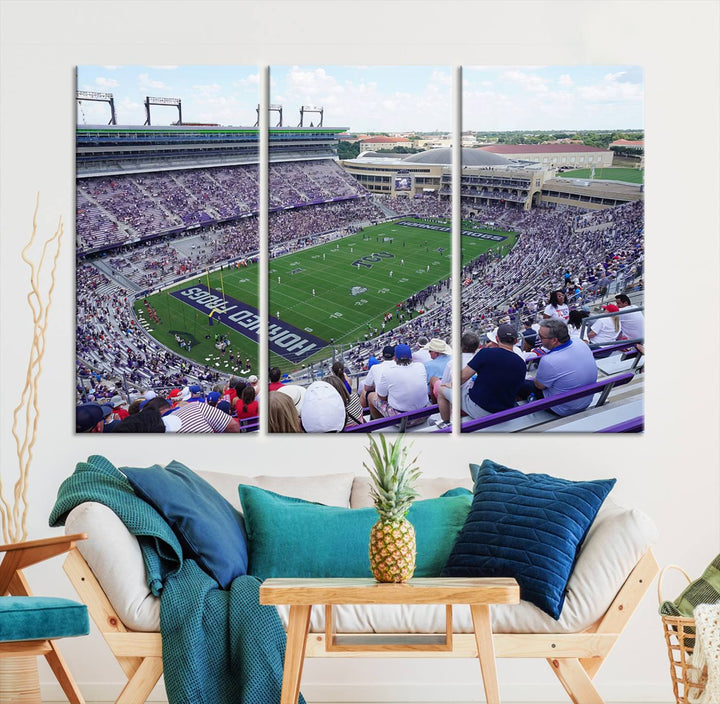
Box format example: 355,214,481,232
350,475,473,509
199,470,356,511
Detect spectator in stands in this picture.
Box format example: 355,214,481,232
227,378,247,416
614,293,645,342
100,403,120,433
521,319,539,351
359,346,395,408
454,323,527,420
331,360,353,394
532,318,598,416
277,384,305,417
236,385,259,423
76,403,105,433
170,396,240,433
422,338,452,401
109,397,179,433
268,367,284,391
368,344,429,420
109,395,130,420
412,336,432,364
542,290,570,322
323,375,365,427
300,381,347,433
435,331,481,425
268,391,302,433
247,374,261,398
186,385,205,403
112,399,161,433
567,309,590,341
486,327,525,359
587,304,621,349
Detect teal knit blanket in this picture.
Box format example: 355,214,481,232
50,455,304,704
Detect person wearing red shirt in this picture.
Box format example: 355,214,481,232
236,385,259,422
268,366,284,391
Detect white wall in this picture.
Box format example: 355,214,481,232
1,2,718,702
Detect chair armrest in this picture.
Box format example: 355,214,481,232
0,533,87,554
1,533,87,594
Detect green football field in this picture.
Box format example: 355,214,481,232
559,167,644,184
135,218,517,374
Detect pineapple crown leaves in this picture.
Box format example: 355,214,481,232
363,435,422,521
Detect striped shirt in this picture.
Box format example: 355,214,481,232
171,402,233,433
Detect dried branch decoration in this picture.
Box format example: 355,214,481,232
0,194,63,543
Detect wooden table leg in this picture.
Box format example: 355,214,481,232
281,604,312,704
470,604,501,704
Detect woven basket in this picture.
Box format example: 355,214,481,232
659,565,708,704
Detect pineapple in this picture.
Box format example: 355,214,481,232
364,435,422,583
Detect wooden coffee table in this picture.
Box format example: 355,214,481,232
260,577,520,704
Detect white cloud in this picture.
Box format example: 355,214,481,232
429,69,451,87
138,73,172,92
95,77,119,88
193,83,222,94
579,74,643,103
557,74,573,88
237,73,260,87
604,71,626,82
500,70,550,93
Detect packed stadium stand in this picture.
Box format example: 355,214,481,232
76,122,644,433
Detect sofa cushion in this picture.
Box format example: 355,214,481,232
350,475,473,508
199,470,355,512
441,460,616,620
121,460,247,589
65,501,161,631
0,597,90,643
239,485,472,580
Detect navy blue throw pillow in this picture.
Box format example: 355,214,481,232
441,460,615,619
121,460,247,588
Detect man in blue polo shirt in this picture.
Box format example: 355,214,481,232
534,318,598,416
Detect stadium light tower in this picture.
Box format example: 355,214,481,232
256,104,283,127
298,105,323,127
144,96,182,126
76,90,117,125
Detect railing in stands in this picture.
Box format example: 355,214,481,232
343,404,439,433
432,371,637,434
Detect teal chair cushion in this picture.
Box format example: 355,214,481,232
0,597,89,642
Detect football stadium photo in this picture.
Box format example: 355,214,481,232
76,64,643,434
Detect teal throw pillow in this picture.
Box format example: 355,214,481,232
442,459,615,620
238,485,471,580
121,460,248,589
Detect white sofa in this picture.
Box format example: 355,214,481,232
63,469,659,704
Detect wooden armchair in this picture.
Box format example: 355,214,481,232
0,533,89,704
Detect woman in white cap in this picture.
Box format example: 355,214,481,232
300,381,347,433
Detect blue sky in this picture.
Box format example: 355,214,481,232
77,66,261,127
77,64,643,132
463,65,643,131
270,66,451,132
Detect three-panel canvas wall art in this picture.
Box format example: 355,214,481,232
75,65,644,434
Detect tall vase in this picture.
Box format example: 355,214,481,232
0,656,41,704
